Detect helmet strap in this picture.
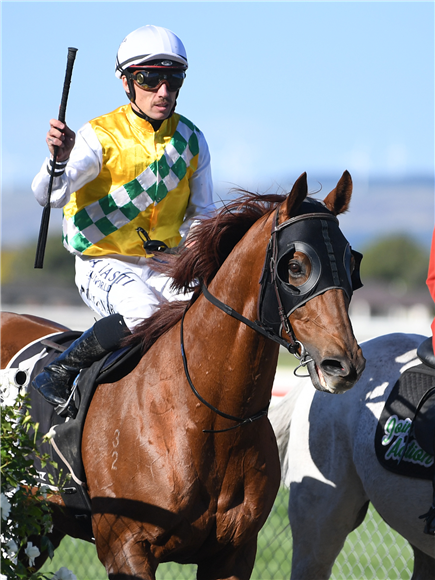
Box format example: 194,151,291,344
131,105,163,131
123,70,179,130
124,72,136,103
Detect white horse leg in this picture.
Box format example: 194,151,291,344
284,387,370,580
288,477,369,580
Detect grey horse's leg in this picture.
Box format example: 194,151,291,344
289,475,369,580
410,544,435,580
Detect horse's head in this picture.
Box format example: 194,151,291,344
260,170,365,394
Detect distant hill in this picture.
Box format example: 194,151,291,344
212,174,434,251
329,175,434,250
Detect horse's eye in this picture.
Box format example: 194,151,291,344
288,261,302,275
278,251,311,287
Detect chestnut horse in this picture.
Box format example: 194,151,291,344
1,172,365,580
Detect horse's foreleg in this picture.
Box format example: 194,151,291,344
410,544,435,580
93,515,158,580
102,539,158,580
196,538,257,580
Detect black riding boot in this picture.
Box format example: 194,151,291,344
32,313,130,407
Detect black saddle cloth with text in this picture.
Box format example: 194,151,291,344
375,363,435,481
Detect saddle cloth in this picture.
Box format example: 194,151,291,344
4,332,142,539
375,363,435,481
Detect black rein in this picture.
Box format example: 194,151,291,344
180,304,269,433
179,206,309,434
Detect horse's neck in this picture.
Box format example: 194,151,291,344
184,214,279,413
209,212,272,318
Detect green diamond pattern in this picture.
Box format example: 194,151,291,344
180,116,195,131
73,207,94,231
70,231,93,253
124,179,145,199
149,161,158,177
120,201,142,221
171,157,187,180
95,217,118,237
188,132,199,157
157,155,170,179
64,116,201,254
155,180,169,203
173,131,188,155
99,194,119,215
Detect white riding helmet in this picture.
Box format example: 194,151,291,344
115,25,188,78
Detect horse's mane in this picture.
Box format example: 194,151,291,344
128,190,287,352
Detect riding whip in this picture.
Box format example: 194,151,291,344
34,47,78,269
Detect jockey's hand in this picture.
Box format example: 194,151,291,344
46,119,76,162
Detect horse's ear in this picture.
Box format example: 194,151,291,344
323,170,353,216
281,172,308,221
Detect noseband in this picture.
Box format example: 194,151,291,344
181,199,363,432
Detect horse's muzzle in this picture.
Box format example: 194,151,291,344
307,350,366,394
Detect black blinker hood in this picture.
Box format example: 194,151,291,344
258,199,363,337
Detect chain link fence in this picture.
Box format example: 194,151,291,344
40,487,413,579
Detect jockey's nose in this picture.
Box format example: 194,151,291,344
157,82,171,96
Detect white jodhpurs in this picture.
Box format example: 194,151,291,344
75,255,191,330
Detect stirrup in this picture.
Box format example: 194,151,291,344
419,503,435,535
54,376,79,419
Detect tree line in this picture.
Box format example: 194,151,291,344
1,233,431,299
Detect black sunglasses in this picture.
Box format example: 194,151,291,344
131,69,186,92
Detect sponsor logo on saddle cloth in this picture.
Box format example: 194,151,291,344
381,415,434,468
375,363,435,480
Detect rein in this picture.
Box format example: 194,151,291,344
201,283,300,354
201,281,312,374
180,307,269,433
179,206,320,434
180,283,312,434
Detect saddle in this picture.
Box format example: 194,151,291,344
375,337,435,480
4,332,142,539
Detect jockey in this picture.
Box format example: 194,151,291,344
31,25,215,413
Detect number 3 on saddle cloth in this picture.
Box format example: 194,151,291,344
1,331,142,540
375,337,435,534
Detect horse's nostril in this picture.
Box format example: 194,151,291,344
321,359,348,377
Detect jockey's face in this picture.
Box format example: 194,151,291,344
122,75,177,121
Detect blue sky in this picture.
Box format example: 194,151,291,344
1,1,434,246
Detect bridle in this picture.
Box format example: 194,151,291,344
180,200,363,433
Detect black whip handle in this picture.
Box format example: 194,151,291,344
34,47,78,269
